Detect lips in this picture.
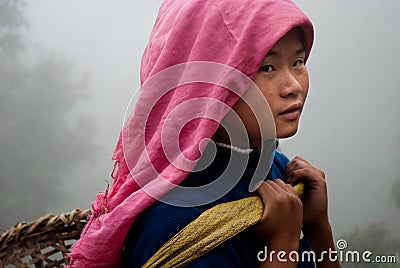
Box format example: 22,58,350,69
278,103,302,121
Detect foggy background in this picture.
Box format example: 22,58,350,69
1,0,399,261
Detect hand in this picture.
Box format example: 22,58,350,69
285,157,340,268
285,156,329,227
254,179,303,250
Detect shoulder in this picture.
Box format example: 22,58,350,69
267,150,289,181
123,201,203,267
274,150,289,168
122,200,260,267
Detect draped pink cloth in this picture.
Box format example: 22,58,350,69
68,0,313,267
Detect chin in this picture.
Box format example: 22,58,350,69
275,119,301,138
276,127,298,139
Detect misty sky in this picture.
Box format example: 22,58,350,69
23,1,400,238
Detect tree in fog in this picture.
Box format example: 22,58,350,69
340,181,400,268
341,224,400,268
391,178,400,209
0,0,96,228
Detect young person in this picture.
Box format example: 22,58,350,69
69,0,339,267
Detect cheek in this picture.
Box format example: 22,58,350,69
260,89,280,117
253,77,276,109
300,71,310,97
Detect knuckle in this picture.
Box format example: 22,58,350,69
282,192,294,202
261,181,270,187
294,156,303,162
258,181,266,188
293,195,303,208
295,200,303,210
257,183,268,193
289,196,302,210
275,193,284,202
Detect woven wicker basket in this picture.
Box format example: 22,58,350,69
0,208,90,268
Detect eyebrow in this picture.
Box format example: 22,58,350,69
266,47,306,57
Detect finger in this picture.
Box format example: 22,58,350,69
287,168,312,182
256,181,277,200
266,179,286,193
257,179,285,205
286,157,324,181
256,182,278,219
273,179,296,195
286,156,308,169
272,180,303,208
293,167,325,182
286,156,311,175
287,168,325,186
285,156,308,178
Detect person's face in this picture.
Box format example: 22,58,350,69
221,28,309,148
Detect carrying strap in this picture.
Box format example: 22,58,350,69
142,183,304,268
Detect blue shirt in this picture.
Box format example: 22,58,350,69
122,145,315,267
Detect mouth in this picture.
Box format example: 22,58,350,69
278,103,302,121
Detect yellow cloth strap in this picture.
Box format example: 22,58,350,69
142,183,304,268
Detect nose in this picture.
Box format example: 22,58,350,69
279,70,302,98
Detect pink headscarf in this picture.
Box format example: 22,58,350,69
68,0,313,267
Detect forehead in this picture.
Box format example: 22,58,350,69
266,29,305,57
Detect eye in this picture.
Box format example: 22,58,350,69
258,65,275,73
293,59,305,68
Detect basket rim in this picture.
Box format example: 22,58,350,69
0,208,91,246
